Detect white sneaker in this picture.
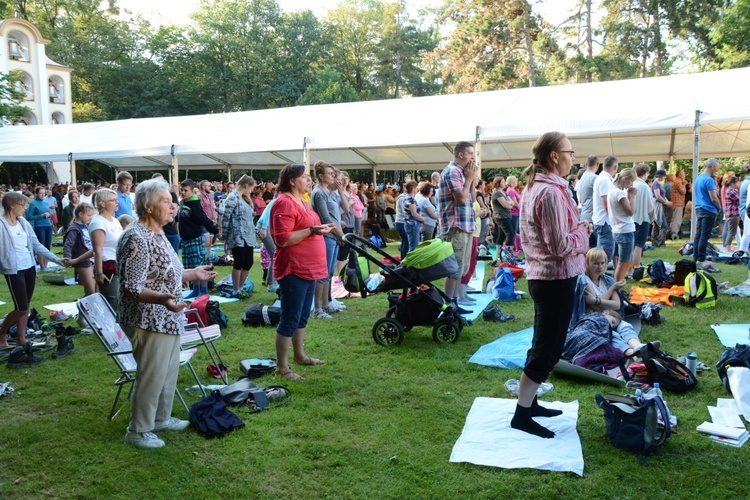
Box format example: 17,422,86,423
125,429,165,449
312,309,333,319
153,417,190,432
330,298,347,310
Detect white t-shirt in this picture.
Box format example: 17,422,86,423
80,193,93,207
415,194,437,227
592,171,614,226
89,215,123,261
606,186,635,234
10,223,35,270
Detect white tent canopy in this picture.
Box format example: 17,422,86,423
1,68,750,174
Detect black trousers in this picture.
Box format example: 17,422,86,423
524,276,577,384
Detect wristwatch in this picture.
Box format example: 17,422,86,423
309,226,315,236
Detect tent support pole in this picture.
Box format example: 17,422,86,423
68,153,76,187
171,145,179,186
690,110,701,241
475,126,482,175
304,137,311,174
227,167,232,182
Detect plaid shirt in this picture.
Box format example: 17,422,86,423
725,187,740,218
670,178,686,208
437,162,475,235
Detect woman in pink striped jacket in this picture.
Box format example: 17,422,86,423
511,132,592,439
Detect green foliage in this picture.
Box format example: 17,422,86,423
297,66,360,106
711,0,750,68
0,71,29,121
2,239,750,496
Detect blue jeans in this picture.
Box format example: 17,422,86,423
594,223,615,263
277,275,315,338
394,222,408,259
318,236,339,283
165,233,180,254
34,225,52,250
694,208,717,263
405,221,421,253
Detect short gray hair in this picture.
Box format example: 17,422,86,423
134,178,170,219
705,158,720,170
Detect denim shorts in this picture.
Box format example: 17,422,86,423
594,223,615,263
614,232,635,262
634,222,650,248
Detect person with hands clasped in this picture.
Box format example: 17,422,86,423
91,188,124,311
117,179,217,449
607,168,638,282
0,192,71,366
271,164,333,381
438,141,479,305
512,132,590,439
310,161,345,318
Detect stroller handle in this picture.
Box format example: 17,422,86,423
342,233,400,267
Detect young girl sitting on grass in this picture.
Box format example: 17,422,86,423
63,202,97,296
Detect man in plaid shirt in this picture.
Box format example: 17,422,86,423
438,141,478,304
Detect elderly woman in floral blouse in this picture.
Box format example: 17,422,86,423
117,178,216,449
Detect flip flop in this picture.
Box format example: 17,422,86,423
275,369,304,381
294,356,325,366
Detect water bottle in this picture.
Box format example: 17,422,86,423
686,352,698,376
634,388,643,404
653,382,663,398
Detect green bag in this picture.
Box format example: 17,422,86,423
682,270,717,309
401,239,454,269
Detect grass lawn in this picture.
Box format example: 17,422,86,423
1,236,749,498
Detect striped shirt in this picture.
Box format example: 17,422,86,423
520,173,588,281
438,162,475,235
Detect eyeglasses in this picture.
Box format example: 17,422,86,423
559,150,575,157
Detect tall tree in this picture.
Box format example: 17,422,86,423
710,0,750,68
324,0,383,98
296,65,359,105
437,0,559,92
0,71,29,122
373,0,439,98
189,0,284,112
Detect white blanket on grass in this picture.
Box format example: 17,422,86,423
450,397,583,476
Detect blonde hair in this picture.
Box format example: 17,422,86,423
586,247,608,268
612,168,636,185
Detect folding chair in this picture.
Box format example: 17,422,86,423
77,293,200,420
183,307,228,385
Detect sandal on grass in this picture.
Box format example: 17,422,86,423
275,369,304,381
294,356,325,366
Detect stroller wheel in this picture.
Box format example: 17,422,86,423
432,318,460,344
372,318,405,346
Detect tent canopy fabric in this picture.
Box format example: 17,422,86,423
1,68,749,172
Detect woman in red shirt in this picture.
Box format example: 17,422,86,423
270,164,334,381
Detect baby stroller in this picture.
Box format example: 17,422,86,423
342,234,465,346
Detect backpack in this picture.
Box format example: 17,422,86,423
205,300,228,329
241,304,281,327
239,357,277,378
218,377,290,413
647,259,671,286
683,270,717,309
340,252,369,297
672,259,697,286
189,390,245,438
716,343,750,393
595,393,671,463
491,267,518,302
186,294,210,326
623,343,698,393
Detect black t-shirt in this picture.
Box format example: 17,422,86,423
163,191,178,236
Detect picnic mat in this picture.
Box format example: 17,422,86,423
711,324,750,347
469,327,533,369
457,293,495,322
450,397,583,476
43,302,79,317
467,261,486,294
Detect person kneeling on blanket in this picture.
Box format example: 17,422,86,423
562,310,661,374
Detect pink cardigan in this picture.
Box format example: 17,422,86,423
520,173,588,280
